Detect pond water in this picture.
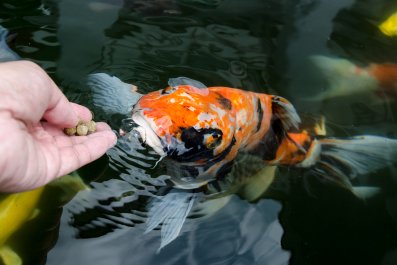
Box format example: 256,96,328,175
1,0,397,264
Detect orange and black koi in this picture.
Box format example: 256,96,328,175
131,78,397,190
89,74,397,251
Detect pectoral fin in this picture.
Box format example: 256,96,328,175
239,166,277,202
48,174,89,204
145,189,200,251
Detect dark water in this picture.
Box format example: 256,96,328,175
2,0,397,264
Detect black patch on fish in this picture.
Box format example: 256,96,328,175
167,127,223,162
215,160,235,180
256,98,263,132
216,93,232,110
302,138,312,151
203,136,237,171
251,118,284,161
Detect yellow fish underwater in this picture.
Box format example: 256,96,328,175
0,175,88,265
379,11,397,37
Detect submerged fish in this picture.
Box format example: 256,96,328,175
379,11,397,37
310,55,397,100
0,175,88,265
88,73,397,250
0,188,44,265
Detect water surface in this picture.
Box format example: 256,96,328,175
1,0,397,264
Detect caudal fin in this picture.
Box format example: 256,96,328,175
145,189,201,252
0,25,20,62
87,73,142,115
312,135,397,189
308,55,378,100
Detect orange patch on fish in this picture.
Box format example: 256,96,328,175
368,64,397,95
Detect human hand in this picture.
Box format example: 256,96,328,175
0,61,117,192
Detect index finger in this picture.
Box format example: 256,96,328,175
0,61,80,127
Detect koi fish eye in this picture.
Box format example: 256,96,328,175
180,127,223,151
167,127,223,162
203,131,222,149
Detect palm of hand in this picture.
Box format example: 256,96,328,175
0,61,116,192
1,109,115,192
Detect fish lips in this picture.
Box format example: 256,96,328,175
131,110,166,157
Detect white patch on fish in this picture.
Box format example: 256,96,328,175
132,111,166,156
237,109,248,124
210,104,226,119
197,112,216,122
179,92,195,101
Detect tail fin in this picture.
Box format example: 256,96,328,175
145,189,201,252
311,135,397,188
308,55,378,100
87,73,142,115
0,25,20,62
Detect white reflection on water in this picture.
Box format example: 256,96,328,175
48,197,288,265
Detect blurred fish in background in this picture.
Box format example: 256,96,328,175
309,55,397,100
379,10,397,37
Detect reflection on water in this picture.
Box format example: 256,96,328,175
1,0,397,264
0,0,59,73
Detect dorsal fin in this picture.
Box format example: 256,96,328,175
168,77,207,89
271,95,301,131
168,77,209,96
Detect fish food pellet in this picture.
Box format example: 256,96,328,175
64,127,77,136
87,120,96,133
76,124,89,136
64,120,97,136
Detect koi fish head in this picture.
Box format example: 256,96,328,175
131,77,238,188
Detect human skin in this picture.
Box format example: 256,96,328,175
0,61,117,192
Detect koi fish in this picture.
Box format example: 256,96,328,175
0,175,88,265
88,73,397,250
310,55,397,100
0,188,44,265
379,11,397,37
